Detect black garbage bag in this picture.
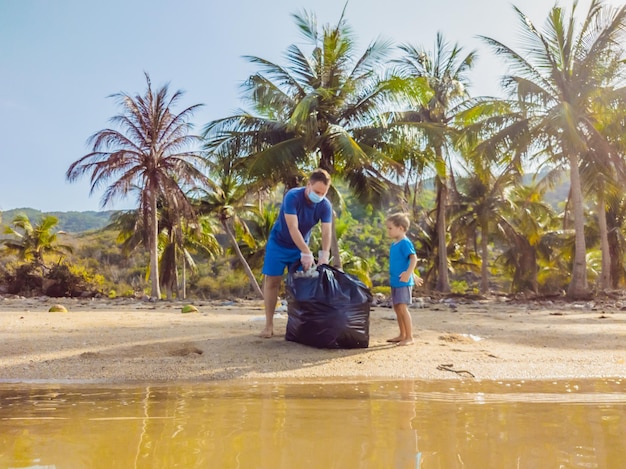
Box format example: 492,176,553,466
285,263,372,349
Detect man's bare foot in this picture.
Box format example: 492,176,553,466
397,339,414,346
386,337,402,343
259,328,274,338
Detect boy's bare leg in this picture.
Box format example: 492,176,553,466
387,304,407,342
260,275,282,338
396,303,414,346
386,335,402,343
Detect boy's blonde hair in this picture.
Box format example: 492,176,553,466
386,212,410,231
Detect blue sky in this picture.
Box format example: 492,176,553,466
0,0,620,212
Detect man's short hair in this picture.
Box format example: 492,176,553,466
309,168,331,185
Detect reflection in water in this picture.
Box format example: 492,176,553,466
0,379,624,468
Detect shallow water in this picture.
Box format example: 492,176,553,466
0,379,625,468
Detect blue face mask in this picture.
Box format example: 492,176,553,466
308,190,325,204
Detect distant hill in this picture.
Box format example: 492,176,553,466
0,208,117,233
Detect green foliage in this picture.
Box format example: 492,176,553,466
1,172,620,299
450,280,469,295
191,267,253,299
45,263,104,297
0,261,103,297
2,213,71,266
107,285,138,299
371,285,390,296
1,262,42,295
537,265,569,295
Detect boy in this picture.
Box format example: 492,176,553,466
385,212,422,346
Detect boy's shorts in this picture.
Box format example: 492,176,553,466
262,238,302,276
391,286,412,305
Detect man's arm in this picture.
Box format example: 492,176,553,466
317,221,332,264
284,213,311,254
320,221,332,252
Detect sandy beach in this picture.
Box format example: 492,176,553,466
0,295,625,384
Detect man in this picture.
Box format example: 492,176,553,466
260,169,333,338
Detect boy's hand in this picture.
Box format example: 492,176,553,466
399,271,412,283
413,273,424,287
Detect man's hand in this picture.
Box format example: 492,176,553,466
318,250,330,265
300,252,314,270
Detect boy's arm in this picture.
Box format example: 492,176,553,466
400,253,418,283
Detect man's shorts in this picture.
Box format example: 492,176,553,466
391,286,412,305
262,238,302,276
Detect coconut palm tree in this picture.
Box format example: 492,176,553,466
66,73,206,299
605,192,626,288
480,0,626,299
2,214,72,270
452,165,521,294
159,214,222,299
195,154,265,298
202,7,404,265
106,198,221,299
392,32,478,293
495,184,560,294
580,76,626,290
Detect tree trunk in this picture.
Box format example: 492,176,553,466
331,211,342,269
566,153,589,299
149,191,161,299
435,176,450,293
608,215,623,289
172,254,179,299
181,259,186,300
222,220,264,298
597,188,611,291
479,217,489,294
512,235,538,295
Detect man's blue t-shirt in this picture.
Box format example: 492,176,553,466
389,236,416,287
270,187,333,249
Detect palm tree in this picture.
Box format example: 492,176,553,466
2,214,72,271
495,184,560,294
581,79,626,290
159,214,222,299
480,0,626,299
605,192,626,288
66,73,206,298
195,154,265,298
452,165,521,294
202,7,404,265
107,199,221,299
392,32,478,293
237,201,280,270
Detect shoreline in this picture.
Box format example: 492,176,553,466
1,296,625,385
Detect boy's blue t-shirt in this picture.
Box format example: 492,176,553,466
270,187,333,249
389,236,416,288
